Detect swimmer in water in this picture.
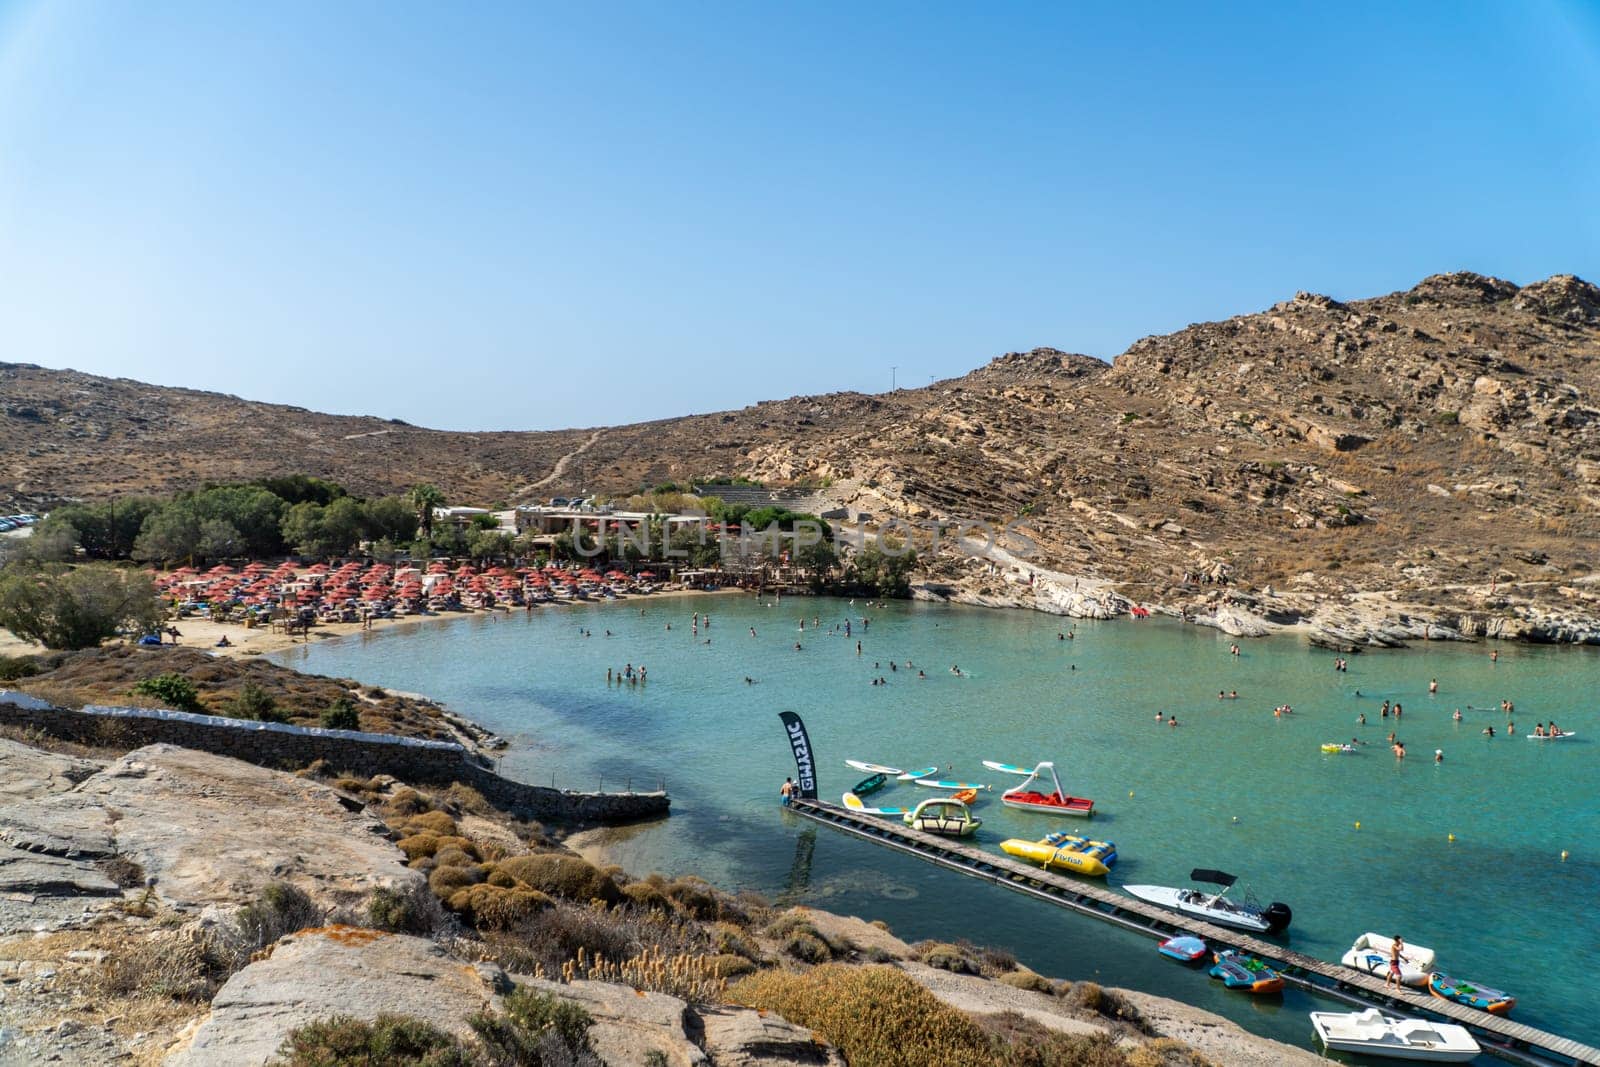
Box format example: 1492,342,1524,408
1358,713,1367,724
1156,712,1164,723
1452,709,1462,721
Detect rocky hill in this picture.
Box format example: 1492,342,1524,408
7,270,1600,646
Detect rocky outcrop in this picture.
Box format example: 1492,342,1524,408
0,738,102,804
166,928,844,1067
0,744,423,936
166,928,503,1066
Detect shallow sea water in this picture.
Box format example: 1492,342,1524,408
276,594,1600,1056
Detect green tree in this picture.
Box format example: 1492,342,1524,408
795,538,838,590
251,475,347,506
363,496,419,544
37,498,161,559
196,518,244,562
189,485,287,557
0,564,164,650
408,484,446,540
227,682,289,723
132,503,203,564
853,539,918,597
280,501,328,557
467,528,511,561
320,497,366,555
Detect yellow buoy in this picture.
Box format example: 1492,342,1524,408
1448,833,1456,843
1562,850,1570,861
1354,821,1361,830
1128,791,1135,797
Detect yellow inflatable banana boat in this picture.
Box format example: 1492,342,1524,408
1000,832,1117,877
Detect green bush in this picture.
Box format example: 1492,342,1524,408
0,654,41,681
470,985,599,1066
367,884,444,936
227,682,289,723
275,1013,473,1066
232,882,322,962
0,563,163,650
320,698,361,731
131,672,203,712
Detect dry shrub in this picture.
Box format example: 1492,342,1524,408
434,847,475,869
96,854,147,889
448,885,553,928
563,945,727,1005
93,931,212,1002
487,868,518,889
386,788,432,817
479,900,705,978
976,1011,1133,1067
917,941,978,975
999,969,1056,994
662,876,721,920
708,953,757,979
431,836,481,860
396,833,442,863
709,922,758,961
227,882,324,969
731,964,994,1066
429,864,484,899
767,911,848,962
495,854,621,905
403,811,459,836
620,880,672,911
333,776,369,793
442,781,494,816
1068,982,1149,1034
1126,1038,1218,1067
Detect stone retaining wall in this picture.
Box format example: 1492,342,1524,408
0,691,669,825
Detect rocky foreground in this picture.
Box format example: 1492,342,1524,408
7,270,1600,649
0,735,1321,1067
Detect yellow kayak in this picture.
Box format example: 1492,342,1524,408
1000,836,1112,877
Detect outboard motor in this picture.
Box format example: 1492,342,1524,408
1263,902,1293,934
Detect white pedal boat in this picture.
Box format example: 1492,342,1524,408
1310,1008,1479,1061
1341,932,1436,987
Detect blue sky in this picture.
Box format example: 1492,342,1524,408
2,2,1596,431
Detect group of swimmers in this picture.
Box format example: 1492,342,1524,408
1154,712,1180,727
605,663,647,685
1533,722,1566,737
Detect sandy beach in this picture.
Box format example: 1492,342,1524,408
0,586,743,663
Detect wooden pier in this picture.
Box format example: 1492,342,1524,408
787,797,1600,1067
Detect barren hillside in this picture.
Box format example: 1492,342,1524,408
7,270,1600,645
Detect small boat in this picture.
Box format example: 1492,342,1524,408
852,773,889,797
1123,869,1292,934
1341,932,1436,987
949,787,979,805
999,762,1094,816
1310,1008,1481,1062
902,797,981,837
982,759,1036,776
1157,936,1208,963
913,777,990,791
1321,742,1356,753
846,759,903,775
1209,949,1284,993
842,792,906,816
897,765,938,781
999,831,1117,877
1526,731,1577,741
1428,972,1516,1014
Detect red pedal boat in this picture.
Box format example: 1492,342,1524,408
999,761,1095,817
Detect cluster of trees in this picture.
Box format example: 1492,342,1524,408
29,478,434,566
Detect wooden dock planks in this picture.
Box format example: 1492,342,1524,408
788,798,1600,1067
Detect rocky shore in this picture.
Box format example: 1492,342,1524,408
0,733,1322,1067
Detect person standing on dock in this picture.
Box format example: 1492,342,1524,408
780,777,794,806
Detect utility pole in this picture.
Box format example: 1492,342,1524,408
891,366,897,391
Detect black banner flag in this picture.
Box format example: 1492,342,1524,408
778,711,818,799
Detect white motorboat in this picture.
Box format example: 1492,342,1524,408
1310,1008,1480,1061
1122,869,1292,934
1341,932,1436,987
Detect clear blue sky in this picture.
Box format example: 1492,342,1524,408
2,2,1596,431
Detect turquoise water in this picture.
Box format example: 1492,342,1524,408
276,595,1600,1055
